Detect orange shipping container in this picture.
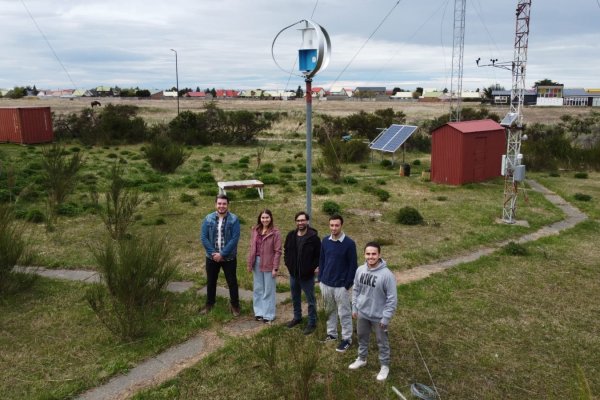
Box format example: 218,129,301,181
0,107,54,144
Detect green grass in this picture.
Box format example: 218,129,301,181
533,171,600,219
3,143,569,288
0,276,239,399
134,220,600,399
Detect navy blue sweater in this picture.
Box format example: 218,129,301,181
318,234,358,289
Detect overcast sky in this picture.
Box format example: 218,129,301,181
1,0,599,92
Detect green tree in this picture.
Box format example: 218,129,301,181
534,78,562,87
99,163,142,240
296,85,304,98
7,86,27,99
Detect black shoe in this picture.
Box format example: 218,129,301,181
255,316,264,321
286,318,302,328
263,319,273,325
303,324,316,335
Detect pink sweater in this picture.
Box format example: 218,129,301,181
247,226,282,272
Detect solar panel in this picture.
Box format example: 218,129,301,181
369,124,418,153
500,112,518,127
369,125,402,151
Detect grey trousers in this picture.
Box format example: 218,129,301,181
320,283,353,341
357,317,390,366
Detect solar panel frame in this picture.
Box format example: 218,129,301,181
369,124,418,153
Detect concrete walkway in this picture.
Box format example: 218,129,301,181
394,179,587,284
21,179,587,400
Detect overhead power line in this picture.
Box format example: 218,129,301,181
327,0,403,91
21,0,77,88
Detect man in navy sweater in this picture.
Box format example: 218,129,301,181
318,214,358,352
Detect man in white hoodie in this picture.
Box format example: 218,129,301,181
349,242,398,382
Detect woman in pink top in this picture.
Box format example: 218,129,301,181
247,209,282,323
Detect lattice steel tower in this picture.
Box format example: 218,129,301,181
449,0,466,122
501,0,532,223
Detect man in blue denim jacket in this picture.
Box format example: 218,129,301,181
200,194,241,316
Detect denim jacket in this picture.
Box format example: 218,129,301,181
200,211,241,260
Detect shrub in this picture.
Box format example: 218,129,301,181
238,156,250,164
56,202,82,217
86,234,177,340
242,188,261,199
343,176,358,185
574,172,588,179
412,159,422,166
396,206,423,225
179,193,195,203
574,193,592,202
376,178,386,185
260,163,275,173
380,159,393,168
436,196,448,201
279,165,295,173
322,200,341,216
41,143,84,215
332,187,344,195
26,209,45,223
100,164,142,240
313,186,330,195
143,136,190,174
260,174,280,185
548,171,560,177
374,188,390,202
502,241,528,256
196,173,216,183
0,205,35,293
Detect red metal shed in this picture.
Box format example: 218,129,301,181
0,107,54,144
430,119,506,185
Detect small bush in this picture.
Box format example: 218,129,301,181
260,174,280,185
574,193,592,202
435,196,448,201
574,172,588,179
332,187,344,195
502,241,528,256
100,164,142,240
242,188,261,199
373,237,394,246
26,209,45,223
279,165,296,173
376,179,386,185
548,171,560,177
143,136,190,174
86,234,177,340
343,176,358,185
412,159,422,166
196,173,216,183
260,163,275,173
238,156,250,164
179,193,195,203
322,200,341,216
396,206,423,225
374,188,390,202
313,186,330,195
0,205,35,293
56,202,82,217
380,159,393,168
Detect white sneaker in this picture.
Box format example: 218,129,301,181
348,358,367,370
376,365,390,381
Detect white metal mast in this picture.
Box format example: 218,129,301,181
501,0,532,223
449,0,466,122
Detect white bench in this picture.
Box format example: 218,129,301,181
217,179,264,200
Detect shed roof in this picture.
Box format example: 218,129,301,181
446,119,503,133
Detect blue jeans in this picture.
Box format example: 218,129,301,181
290,275,316,326
252,257,276,321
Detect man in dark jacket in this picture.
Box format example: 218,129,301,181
284,211,321,335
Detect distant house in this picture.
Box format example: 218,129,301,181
311,87,326,98
185,91,207,99
419,91,443,102
95,86,115,97
491,89,537,106
215,89,238,98
354,87,386,98
389,91,414,100
263,90,295,99
72,88,93,97
536,84,564,106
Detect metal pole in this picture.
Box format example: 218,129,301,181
170,49,180,115
305,78,312,215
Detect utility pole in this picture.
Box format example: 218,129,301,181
449,0,466,122
170,49,179,115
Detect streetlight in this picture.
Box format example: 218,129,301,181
170,48,179,115
272,19,331,215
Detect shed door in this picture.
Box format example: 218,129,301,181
473,137,486,181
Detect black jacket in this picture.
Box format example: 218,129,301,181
284,227,321,280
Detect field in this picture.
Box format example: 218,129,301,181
1,98,599,399
1,96,594,126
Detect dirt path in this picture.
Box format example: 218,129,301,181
23,179,587,400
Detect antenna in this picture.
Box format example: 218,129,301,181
449,0,466,122
476,0,532,224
